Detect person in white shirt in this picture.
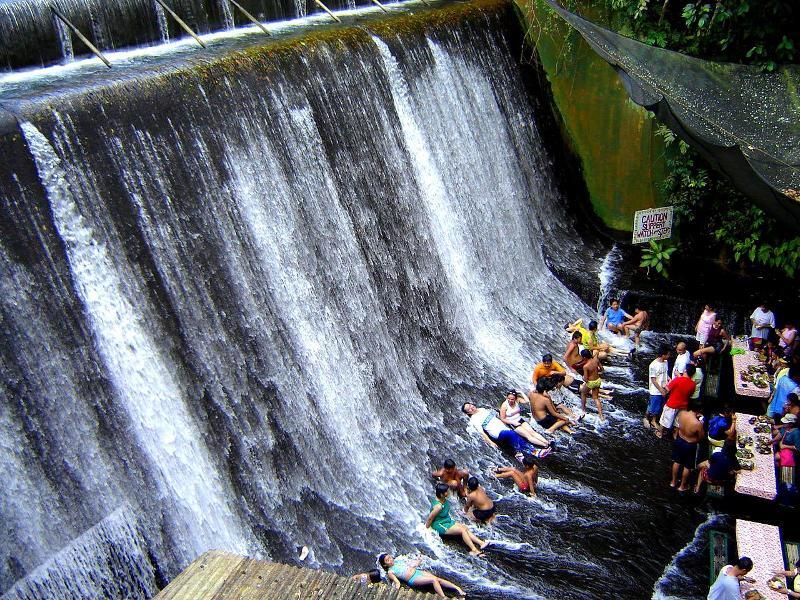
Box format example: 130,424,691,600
707,557,754,600
672,342,690,379
751,301,776,347
461,402,552,459
645,345,671,430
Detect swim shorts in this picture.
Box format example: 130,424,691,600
659,406,679,429
671,436,699,470
647,394,665,415
472,506,496,522
431,518,455,535
536,414,558,429
586,378,602,390
572,359,587,372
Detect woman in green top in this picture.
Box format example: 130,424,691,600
425,483,488,556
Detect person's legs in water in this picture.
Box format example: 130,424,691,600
443,523,486,555
670,462,682,488
591,384,604,421
513,422,550,447
409,574,465,598
495,466,527,490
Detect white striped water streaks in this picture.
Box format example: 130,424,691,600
0,11,706,599
20,122,255,559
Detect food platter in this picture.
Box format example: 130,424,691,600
737,449,754,459
768,577,786,590
738,459,755,470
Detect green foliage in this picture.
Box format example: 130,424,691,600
653,124,800,279
604,0,796,70
640,240,676,278
601,0,800,279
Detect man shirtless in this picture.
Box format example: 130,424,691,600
495,454,539,497
670,404,704,492
464,476,496,524
564,331,586,372
622,306,649,348
579,349,605,421
431,459,469,497
530,379,573,434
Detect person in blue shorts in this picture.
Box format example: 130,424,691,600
646,345,671,431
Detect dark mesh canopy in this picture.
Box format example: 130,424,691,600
544,0,800,228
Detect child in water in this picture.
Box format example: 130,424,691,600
494,454,539,497
425,483,488,556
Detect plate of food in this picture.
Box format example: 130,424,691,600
757,415,773,423
739,459,755,470
769,577,786,590
745,591,764,600
749,416,758,425
754,423,772,434
738,435,754,447
737,449,754,459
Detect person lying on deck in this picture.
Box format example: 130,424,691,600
461,402,553,460
379,552,466,598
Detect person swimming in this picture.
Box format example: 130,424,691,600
378,553,466,598
494,454,539,497
464,476,496,524
425,482,489,556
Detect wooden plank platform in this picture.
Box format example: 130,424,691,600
154,550,438,599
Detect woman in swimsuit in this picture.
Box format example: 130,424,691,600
378,554,466,598
499,389,551,447
494,454,538,497
425,483,488,556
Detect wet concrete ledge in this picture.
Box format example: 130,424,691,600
153,550,438,599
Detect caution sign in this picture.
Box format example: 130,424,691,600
632,207,673,244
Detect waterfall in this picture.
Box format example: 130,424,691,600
53,15,75,64
218,0,235,29
0,0,379,71
154,2,171,42
0,5,706,598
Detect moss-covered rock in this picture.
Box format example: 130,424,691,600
515,0,667,232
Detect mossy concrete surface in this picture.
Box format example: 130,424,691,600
515,0,667,232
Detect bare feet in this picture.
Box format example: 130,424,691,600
655,429,663,438
643,417,651,428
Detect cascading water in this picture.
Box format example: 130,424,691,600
52,16,75,64
0,0,379,71
0,2,707,598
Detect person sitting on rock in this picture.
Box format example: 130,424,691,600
464,476,496,524
431,458,469,498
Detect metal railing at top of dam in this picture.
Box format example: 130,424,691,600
1,0,428,72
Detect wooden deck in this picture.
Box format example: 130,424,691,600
154,550,439,599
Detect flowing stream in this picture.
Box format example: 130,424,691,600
0,4,706,598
